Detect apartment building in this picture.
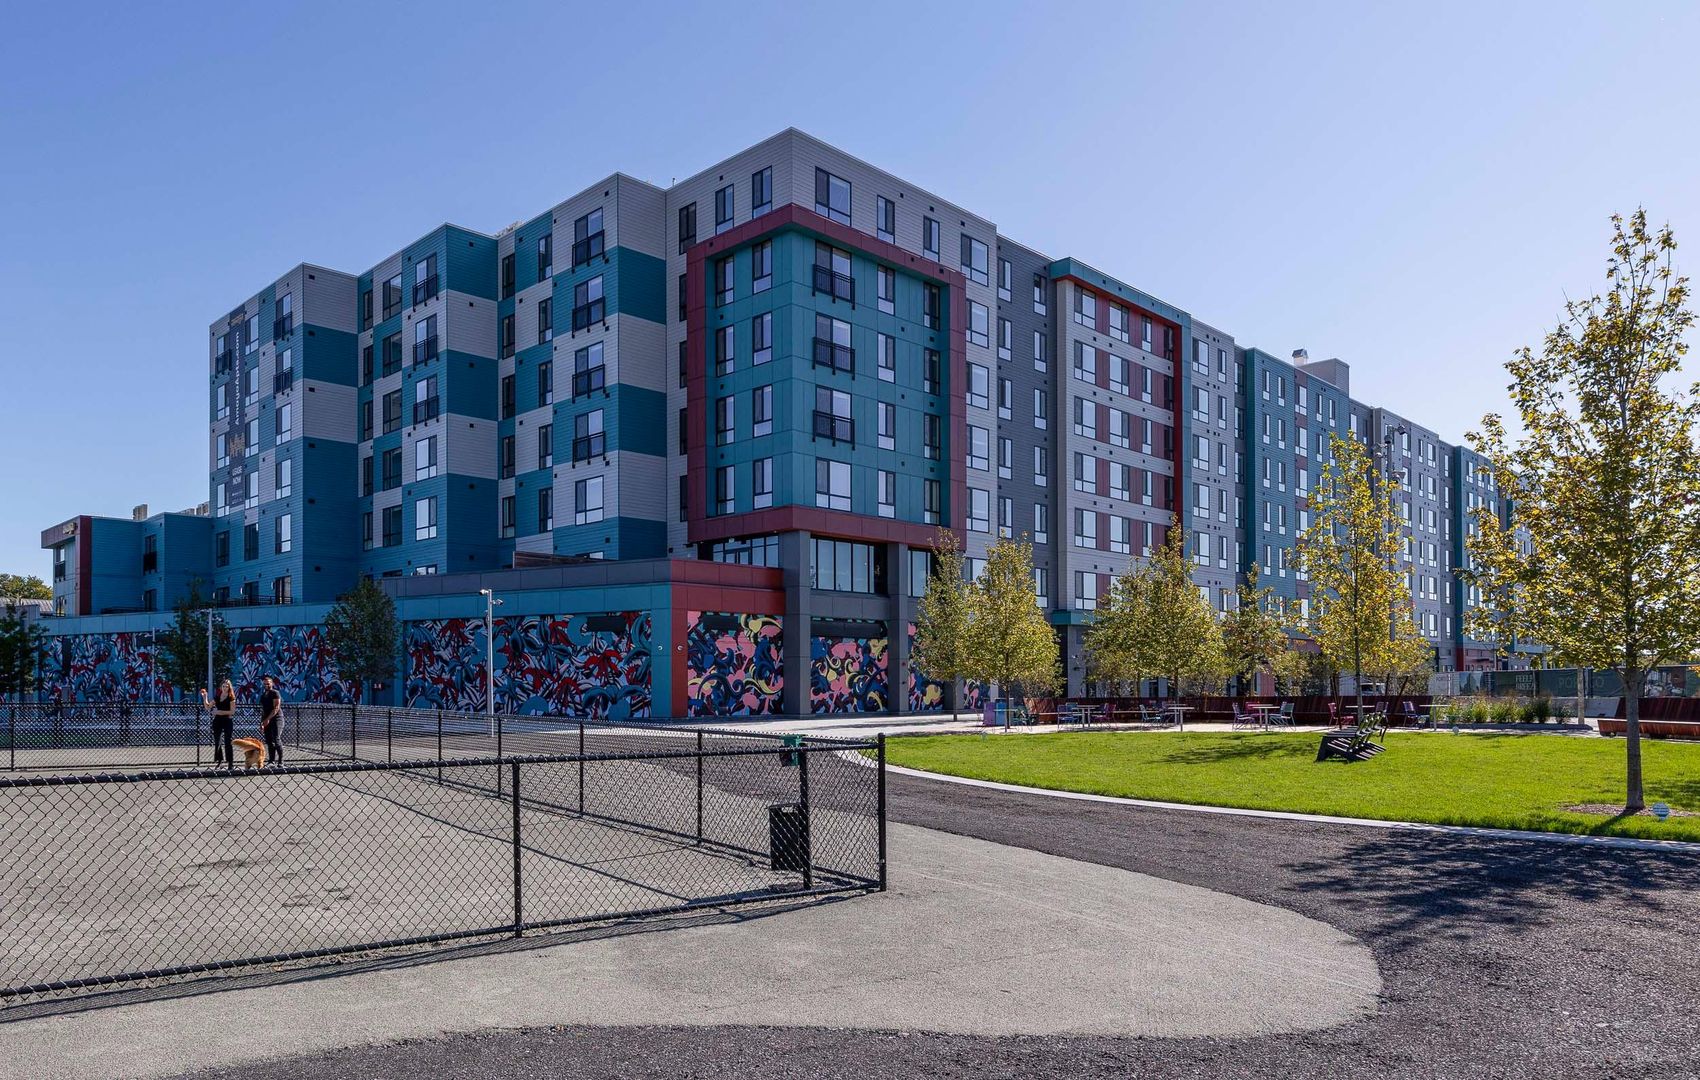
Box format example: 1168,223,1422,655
38,128,1524,713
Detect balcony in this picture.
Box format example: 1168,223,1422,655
572,367,606,398
812,337,854,375
412,275,439,307
572,231,605,267
572,433,607,462
812,264,855,304
413,336,439,365
813,411,855,445
412,397,441,424
272,314,293,340
571,299,606,332
273,369,294,394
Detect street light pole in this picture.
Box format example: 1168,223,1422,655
480,588,503,753
205,609,215,701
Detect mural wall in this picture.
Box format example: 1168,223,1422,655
42,628,343,703
232,625,349,703
905,621,947,713
685,612,783,716
810,624,888,714
402,612,653,718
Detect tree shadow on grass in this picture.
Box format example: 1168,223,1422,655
1157,737,1314,767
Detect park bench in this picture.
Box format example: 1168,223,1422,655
1315,719,1389,763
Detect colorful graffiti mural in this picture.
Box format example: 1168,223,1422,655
403,613,652,717
905,621,948,713
232,625,349,703
810,627,888,714
42,632,173,703
685,612,783,716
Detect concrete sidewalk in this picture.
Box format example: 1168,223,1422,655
0,825,1378,1080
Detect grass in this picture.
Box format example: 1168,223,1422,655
885,731,1700,842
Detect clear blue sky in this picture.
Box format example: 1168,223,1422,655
2,0,1696,577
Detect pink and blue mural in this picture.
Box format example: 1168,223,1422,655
43,628,343,703
402,613,652,717
905,621,947,713
233,626,349,702
810,626,888,714
685,612,783,716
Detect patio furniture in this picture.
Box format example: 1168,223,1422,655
1316,718,1390,762
1232,707,1259,730
1274,702,1295,727
1399,700,1422,727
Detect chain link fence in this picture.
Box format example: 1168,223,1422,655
0,705,885,1001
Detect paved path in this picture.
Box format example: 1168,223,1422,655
0,823,1375,1080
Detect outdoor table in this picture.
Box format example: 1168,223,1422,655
1417,703,1450,729
1164,704,1194,731
1246,703,1279,730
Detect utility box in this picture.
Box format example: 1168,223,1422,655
768,802,811,873
778,733,802,767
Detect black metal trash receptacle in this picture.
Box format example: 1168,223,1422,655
769,802,811,873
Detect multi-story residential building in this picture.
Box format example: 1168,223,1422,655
35,128,1526,713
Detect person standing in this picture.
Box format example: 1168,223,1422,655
259,675,284,766
200,679,236,770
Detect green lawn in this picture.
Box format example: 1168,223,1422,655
885,731,1700,841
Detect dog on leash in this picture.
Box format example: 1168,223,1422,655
231,737,268,769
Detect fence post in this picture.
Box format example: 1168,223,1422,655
798,745,813,889
695,731,704,845
319,706,325,754
510,761,523,938
8,705,13,771
349,702,358,761
436,709,443,784
877,733,887,892
386,708,393,764
577,722,585,816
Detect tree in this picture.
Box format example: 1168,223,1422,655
0,574,51,602
1086,520,1227,699
155,584,235,698
1293,431,1424,721
1464,210,1700,811
910,529,974,690
0,602,48,701
323,577,401,704
963,536,1058,701
1221,564,1289,696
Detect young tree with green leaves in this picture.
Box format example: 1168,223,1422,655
963,536,1058,701
1086,520,1227,700
1464,210,1699,811
155,584,235,698
911,530,974,695
323,577,401,704
1222,564,1289,697
0,603,48,701
1293,432,1424,722
0,574,51,602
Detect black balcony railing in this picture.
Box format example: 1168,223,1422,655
273,369,294,394
572,300,606,332
413,336,439,365
813,411,855,445
272,315,293,340
412,398,441,425
572,368,607,398
812,265,855,304
214,350,234,374
572,231,605,268
572,433,607,461
812,337,854,375
412,275,439,307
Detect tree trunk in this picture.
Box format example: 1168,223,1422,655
1623,667,1646,812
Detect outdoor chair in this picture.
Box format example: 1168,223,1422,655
1315,718,1389,763
1400,700,1422,727
1275,702,1295,727
1232,708,1257,730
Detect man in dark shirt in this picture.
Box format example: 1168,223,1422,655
259,676,284,766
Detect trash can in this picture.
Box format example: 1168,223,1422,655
768,802,811,873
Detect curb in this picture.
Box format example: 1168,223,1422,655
874,760,1700,855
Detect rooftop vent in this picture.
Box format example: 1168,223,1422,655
131,504,148,522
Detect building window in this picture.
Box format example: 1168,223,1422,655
715,464,735,514
360,454,373,495
924,478,941,525
815,458,851,511
383,506,402,547
415,435,438,480
1074,341,1097,383
753,384,773,437
500,313,515,358
878,401,896,450
274,347,294,392
716,394,736,445
877,266,895,315
877,470,896,518
383,273,403,320
923,414,942,460
574,341,605,397
537,232,554,279
715,324,736,374
413,254,438,306
275,513,292,554
243,313,259,355
967,425,990,471
499,496,515,539
923,348,941,395
922,284,940,329
998,257,1012,300
968,488,990,533
1033,274,1048,315
539,360,554,405
960,235,988,286
997,318,1012,362
1034,330,1048,372
214,382,229,421
813,242,853,303
573,209,604,267
574,475,604,525
678,202,696,253
814,386,854,444
572,276,605,330
501,252,516,299
216,432,229,468
537,297,553,344
538,423,553,469
922,216,939,259
1034,446,1048,486
414,374,440,424
382,332,402,376
244,417,259,458
500,434,516,478
716,256,734,306
752,240,772,292
754,455,775,506
382,446,402,490
360,288,373,330
751,166,773,216
275,456,292,498
244,366,260,407
998,436,1012,479
573,409,606,460
715,184,735,233
968,301,989,347
813,314,853,374
538,486,553,532
811,538,885,594
360,512,372,550
998,496,1014,538
814,168,851,225
1034,387,1048,429
967,362,989,409
877,333,896,382
497,373,514,419
875,196,896,243
751,311,772,365
215,529,229,566
243,522,259,561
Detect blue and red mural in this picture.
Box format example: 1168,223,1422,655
685,612,783,716
402,613,652,718
810,626,888,714
41,632,173,703
905,621,948,713
233,625,349,703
